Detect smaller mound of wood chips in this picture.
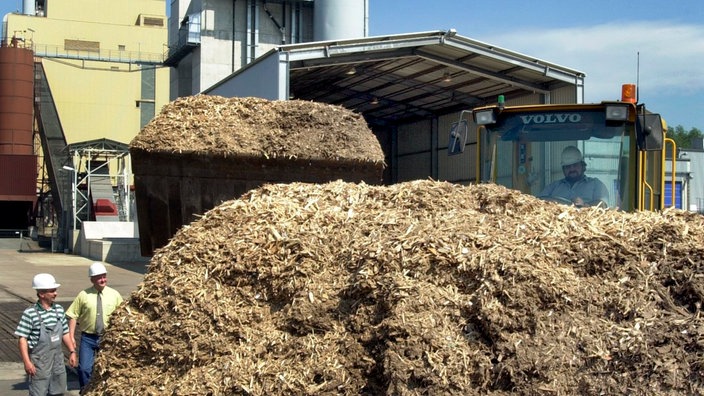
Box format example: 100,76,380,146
130,95,385,164
87,181,704,395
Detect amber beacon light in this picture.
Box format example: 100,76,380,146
621,84,637,103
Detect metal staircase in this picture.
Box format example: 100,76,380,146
88,162,119,221
34,61,71,247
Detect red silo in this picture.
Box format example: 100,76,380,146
0,44,34,155
0,43,37,228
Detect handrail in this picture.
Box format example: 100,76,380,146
475,126,481,183
639,151,654,211
664,137,677,209
2,38,165,64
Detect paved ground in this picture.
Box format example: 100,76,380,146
0,236,148,395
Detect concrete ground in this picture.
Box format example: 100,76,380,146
0,236,148,395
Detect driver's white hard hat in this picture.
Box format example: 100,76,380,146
561,146,584,166
32,273,61,290
89,261,108,277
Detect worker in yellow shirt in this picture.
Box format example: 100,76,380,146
66,262,123,392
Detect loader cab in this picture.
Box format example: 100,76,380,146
463,99,669,211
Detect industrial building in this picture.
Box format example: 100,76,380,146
1,0,614,260
1,0,169,255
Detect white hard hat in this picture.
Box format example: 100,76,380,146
561,146,584,166
89,262,108,277
32,273,61,290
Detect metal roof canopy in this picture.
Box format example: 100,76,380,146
208,30,586,125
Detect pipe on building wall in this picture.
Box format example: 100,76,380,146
290,2,301,44
245,0,250,64
364,0,369,36
282,2,286,44
246,0,259,64
232,0,236,73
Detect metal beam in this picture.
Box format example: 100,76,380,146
415,50,550,94
285,36,441,62
289,47,418,69
442,36,585,84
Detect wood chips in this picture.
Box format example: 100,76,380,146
130,95,385,164
87,181,704,395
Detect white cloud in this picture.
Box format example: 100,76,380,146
487,21,704,103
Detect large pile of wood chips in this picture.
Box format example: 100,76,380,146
87,181,704,395
130,95,384,164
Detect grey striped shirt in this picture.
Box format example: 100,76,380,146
14,302,69,349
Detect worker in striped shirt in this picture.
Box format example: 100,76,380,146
15,273,77,395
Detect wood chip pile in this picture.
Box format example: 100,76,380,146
87,181,704,395
130,95,385,164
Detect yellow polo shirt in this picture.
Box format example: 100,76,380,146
66,286,123,334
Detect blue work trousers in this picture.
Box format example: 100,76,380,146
78,332,101,389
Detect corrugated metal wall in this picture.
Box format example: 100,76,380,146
396,114,479,184
396,120,432,182
688,152,704,212
0,154,37,201
504,93,544,106
548,85,581,104
437,113,475,184
502,85,578,107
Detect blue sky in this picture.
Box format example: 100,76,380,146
2,0,702,129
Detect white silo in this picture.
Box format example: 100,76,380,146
314,0,368,41
23,0,38,15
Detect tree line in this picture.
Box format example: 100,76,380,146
667,125,703,149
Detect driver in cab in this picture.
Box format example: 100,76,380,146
538,146,609,207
